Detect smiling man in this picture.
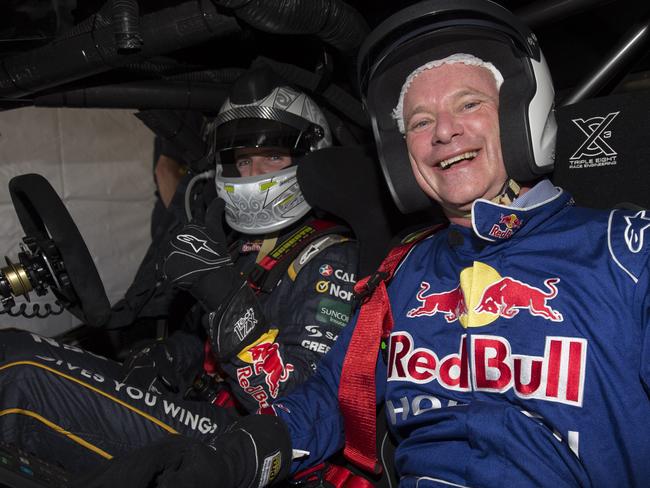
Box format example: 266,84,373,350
240,1,647,485
401,57,511,222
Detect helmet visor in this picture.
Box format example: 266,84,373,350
212,118,323,164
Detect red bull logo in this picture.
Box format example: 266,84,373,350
406,282,467,323
387,331,587,407
489,213,523,239
499,213,523,229
407,263,563,327
475,277,563,322
248,342,295,399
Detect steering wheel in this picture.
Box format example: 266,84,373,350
8,173,111,327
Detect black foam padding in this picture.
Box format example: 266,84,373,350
553,91,650,209
9,174,111,327
297,146,398,277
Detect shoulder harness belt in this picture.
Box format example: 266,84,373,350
338,225,445,473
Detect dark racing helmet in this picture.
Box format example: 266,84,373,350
357,0,557,213
207,69,332,234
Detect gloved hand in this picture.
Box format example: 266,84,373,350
162,198,237,311
72,415,292,488
164,198,268,362
204,280,268,362
120,340,182,395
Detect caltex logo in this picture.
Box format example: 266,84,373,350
319,264,333,277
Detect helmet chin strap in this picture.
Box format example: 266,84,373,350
493,178,521,206
444,178,521,219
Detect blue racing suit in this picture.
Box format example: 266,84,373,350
274,180,650,487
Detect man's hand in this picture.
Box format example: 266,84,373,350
163,198,236,311
71,435,218,488
72,415,292,488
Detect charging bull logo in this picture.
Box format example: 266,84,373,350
407,283,467,322
500,213,523,229
406,262,563,327
475,277,563,322
249,342,295,398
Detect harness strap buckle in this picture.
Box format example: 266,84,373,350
354,271,388,301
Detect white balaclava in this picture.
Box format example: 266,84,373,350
391,53,504,134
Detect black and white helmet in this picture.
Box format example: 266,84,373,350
208,69,332,234
357,0,557,213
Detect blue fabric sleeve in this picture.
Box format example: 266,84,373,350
273,306,387,473
272,314,355,473
638,264,650,391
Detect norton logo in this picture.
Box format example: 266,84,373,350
316,280,329,293
569,111,619,169
315,280,353,302
407,262,563,328
319,264,333,277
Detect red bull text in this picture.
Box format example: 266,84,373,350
387,332,586,406
489,213,524,239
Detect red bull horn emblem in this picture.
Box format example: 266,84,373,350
406,282,467,322
499,213,523,229
249,342,295,398
407,267,563,326
475,277,563,322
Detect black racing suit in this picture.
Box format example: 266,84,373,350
216,228,359,412
0,329,235,472
0,223,359,474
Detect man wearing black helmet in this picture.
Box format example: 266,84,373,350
88,1,649,487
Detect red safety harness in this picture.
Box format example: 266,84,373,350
288,226,444,488
290,462,376,488
338,225,444,473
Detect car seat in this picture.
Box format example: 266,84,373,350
552,90,650,210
